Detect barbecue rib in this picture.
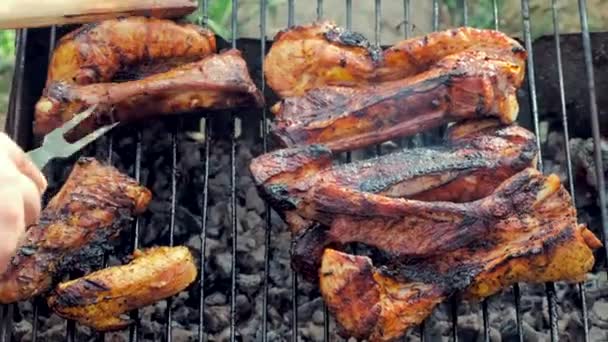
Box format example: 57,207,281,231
265,22,525,97
0,158,151,304
48,246,197,331
320,171,601,341
34,49,265,139
46,16,216,87
271,49,522,151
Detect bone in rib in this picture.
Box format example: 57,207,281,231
270,49,523,152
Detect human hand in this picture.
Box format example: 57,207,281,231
0,133,47,273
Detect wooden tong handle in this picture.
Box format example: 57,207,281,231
0,0,197,29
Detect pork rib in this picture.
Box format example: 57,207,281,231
0,158,152,304
264,22,525,97
271,50,522,151
35,49,264,139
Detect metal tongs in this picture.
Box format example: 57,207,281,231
27,105,118,169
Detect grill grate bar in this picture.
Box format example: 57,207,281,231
285,2,299,341
317,0,323,21
129,131,143,342
346,0,352,30
451,298,458,341
229,0,240,340
199,117,211,342
482,301,490,342
462,0,468,26
259,0,272,340
374,0,381,46
196,2,210,341
492,0,499,29
550,0,591,340
432,0,439,31
314,1,331,340
165,127,179,341
577,0,608,263
403,0,411,38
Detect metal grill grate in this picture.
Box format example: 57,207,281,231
1,0,607,341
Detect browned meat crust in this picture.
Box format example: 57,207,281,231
46,16,216,87
0,158,151,304
320,170,601,341
265,22,525,97
48,246,197,331
270,50,522,151
251,120,539,280
34,49,265,139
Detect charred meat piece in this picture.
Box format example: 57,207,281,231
252,120,538,280
0,158,151,304
35,49,265,139
271,50,522,151
48,246,197,331
265,22,525,97
292,166,597,280
45,16,216,87
252,120,537,231
320,172,600,341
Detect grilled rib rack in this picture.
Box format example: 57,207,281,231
2,0,608,341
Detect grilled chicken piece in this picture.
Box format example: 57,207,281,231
48,246,197,331
320,172,601,341
265,22,525,97
46,16,216,87
271,49,522,151
35,49,264,139
0,158,151,304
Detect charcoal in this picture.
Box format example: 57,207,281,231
206,292,227,306
312,309,324,325
172,326,196,341
204,306,230,333
214,252,233,279
298,297,323,322
237,274,262,295
236,294,252,318
13,320,32,342
242,210,262,231
246,185,266,215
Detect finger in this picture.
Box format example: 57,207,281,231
0,133,47,194
0,190,25,274
16,173,42,227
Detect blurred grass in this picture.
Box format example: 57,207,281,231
0,30,14,116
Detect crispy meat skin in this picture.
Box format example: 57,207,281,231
48,246,197,331
35,50,264,139
0,158,151,304
252,120,537,225
46,16,216,86
320,172,600,341
265,22,525,97
271,50,521,151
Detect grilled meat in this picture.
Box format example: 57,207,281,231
320,171,600,341
46,16,216,87
0,158,151,304
252,119,537,228
35,49,265,139
48,246,197,331
271,50,522,151
252,120,538,280
265,22,525,97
